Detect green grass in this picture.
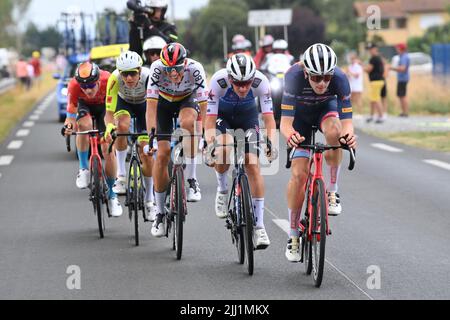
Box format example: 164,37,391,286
0,72,57,143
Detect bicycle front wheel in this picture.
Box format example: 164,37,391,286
311,179,327,287
240,175,254,276
92,157,105,238
128,160,140,246
173,165,185,260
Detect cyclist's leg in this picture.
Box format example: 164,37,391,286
74,104,93,189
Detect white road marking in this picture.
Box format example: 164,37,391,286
0,155,14,166
29,114,40,121
7,140,23,150
266,206,375,300
423,159,450,171
16,129,30,137
22,121,34,127
371,143,403,153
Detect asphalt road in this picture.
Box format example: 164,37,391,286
0,93,449,300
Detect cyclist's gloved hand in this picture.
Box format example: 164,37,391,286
104,123,116,142
287,131,304,148
339,133,357,149
265,143,278,163
61,123,73,137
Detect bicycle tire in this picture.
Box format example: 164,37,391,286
128,159,139,246
230,186,245,265
240,175,254,276
174,165,185,260
311,179,327,287
92,157,105,238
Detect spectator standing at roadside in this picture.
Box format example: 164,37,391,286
380,56,389,121
26,62,34,90
15,57,29,91
346,52,363,114
390,43,410,117
29,51,42,87
364,43,384,123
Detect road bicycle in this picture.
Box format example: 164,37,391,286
208,135,274,275
108,117,148,246
65,124,111,238
286,126,355,287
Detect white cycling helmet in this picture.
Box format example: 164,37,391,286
302,43,337,75
232,34,246,44
143,36,167,51
116,51,143,71
261,34,274,47
273,39,288,51
145,0,168,8
226,53,256,81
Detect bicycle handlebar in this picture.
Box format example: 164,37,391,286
286,142,356,171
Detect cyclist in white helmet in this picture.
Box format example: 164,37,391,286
104,50,158,221
280,43,357,262
142,35,167,67
205,53,277,250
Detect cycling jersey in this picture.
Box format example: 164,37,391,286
67,70,110,114
106,67,151,113
207,69,273,116
281,63,352,120
146,58,208,104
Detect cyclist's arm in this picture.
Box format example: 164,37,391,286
280,69,299,141
146,63,160,135
65,80,79,128
105,71,120,127
255,72,276,142
205,71,225,144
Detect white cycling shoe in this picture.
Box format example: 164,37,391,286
187,179,201,202
145,201,157,222
285,236,301,262
328,192,342,216
108,197,123,217
254,228,270,250
112,176,127,195
215,190,228,219
76,169,89,189
151,214,165,238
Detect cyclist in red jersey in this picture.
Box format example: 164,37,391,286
63,62,123,217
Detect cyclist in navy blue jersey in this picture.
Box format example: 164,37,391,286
280,43,357,262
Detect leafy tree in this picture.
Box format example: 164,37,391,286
22,23,63,56
408,23,450,54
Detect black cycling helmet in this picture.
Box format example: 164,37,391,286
75,62,100,84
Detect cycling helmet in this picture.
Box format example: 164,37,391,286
232,34,246,44
160,42,187,66
273,39,288,51
243,39,252,50
302,43,337,75
75,62,100,84
143,36,167,51
145,0,168,19
116,51,143,71
261,35,274,47
226,53,256,81
232,41,247,51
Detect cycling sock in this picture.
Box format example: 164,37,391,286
116,149,128,177
106,177,116,199
78,150,89,170
155,191,167,215
215,171,228,192
144,176,154,203
328,165,341,193
252,198,265,229
288,208,300,237
184,157,197,180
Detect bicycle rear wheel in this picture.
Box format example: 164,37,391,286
173,165,185,260
91,157,105,238
311,179,327,287
240,175,254,276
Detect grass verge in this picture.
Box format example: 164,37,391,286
0,72,57,144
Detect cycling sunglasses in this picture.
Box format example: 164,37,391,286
308,74,333,83
163,64,185,73
230,78,253,88
120,70,139,78
80,82,97,89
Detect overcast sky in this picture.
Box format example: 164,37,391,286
26,0,209,29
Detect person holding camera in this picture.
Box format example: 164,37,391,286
127,0,178,57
